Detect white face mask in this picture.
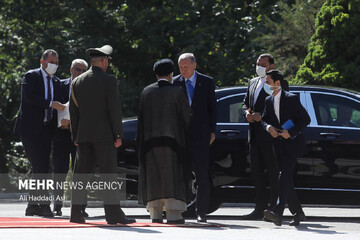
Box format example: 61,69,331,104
45,62,58,75
256,65,266,78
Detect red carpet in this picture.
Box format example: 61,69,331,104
0,217,222,228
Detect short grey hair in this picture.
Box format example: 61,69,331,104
41,49,58,61
71,58,88,68
178,53,196,63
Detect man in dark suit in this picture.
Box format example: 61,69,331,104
13,49,65,217
241,53,279,220
173,53,217,222
52,58,88,216
69,45,135,224
137,59,191,224
262,70,310,226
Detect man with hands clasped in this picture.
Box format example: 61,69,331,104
241,54,279,220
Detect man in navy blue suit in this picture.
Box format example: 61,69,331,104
14,49,65,217
52,58,88,216
261,70,310,226
173,53,217,222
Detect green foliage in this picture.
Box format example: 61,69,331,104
295,0,360,89
258,0,324,82
3,0,323,182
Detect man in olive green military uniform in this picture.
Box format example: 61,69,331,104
69,45,135,224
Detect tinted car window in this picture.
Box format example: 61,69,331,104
217,95,245,123
311,93,360,128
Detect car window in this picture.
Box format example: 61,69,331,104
217,95,246,123
311,93,360,128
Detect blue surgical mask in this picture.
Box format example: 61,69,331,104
264,83,281,95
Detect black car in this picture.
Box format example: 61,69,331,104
118,85,360,213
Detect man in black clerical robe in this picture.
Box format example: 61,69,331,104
137,59,191,224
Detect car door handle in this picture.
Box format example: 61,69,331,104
320,132,340,139
220,130,241,136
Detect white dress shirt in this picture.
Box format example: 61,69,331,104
41,68,54,122
273,89,282,123
266,89,282,132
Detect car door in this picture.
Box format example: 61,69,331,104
305,91,360,191
288,90,314,189
211,93,251,188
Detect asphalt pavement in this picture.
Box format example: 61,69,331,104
0,200,359,240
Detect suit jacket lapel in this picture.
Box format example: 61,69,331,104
52,76,61,101
38,69,46,98
269,95,281,126
192,72,201,104
255,88,267,110
250,77,260,109
179,75,187,97
279,90,286,125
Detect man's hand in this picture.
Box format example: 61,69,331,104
74,141,78,147
246,108,254,123
51,101,65,111
279,129,291,139
114,138,122,148
252,112,262,122
60,119,70,129
210,132,215,145
268,126,280,138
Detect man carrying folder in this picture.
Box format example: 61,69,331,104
261,70,310,226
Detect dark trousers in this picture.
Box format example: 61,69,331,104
71,142,125,222
189,144,210,216
52,129,75,207
250,141,279,211
273,141,302,216
21,124,54,206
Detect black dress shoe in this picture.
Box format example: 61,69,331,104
81,209,89,218
53,205,62,216
241,210,264,220
25,204,41,216
40,205,54,217
167,218,185,224
108,218,136,225
263,216,272,222
196,215,207,223
263,210,282,226
70,216,86,223
53,209,62,216
289,212,305,226
152,219,163,223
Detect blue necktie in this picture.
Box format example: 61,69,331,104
186,79,194,105
45,76,53,122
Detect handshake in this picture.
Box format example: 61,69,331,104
51,101,70,129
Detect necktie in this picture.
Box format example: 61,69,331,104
45,76,53,122
186,79,194,105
